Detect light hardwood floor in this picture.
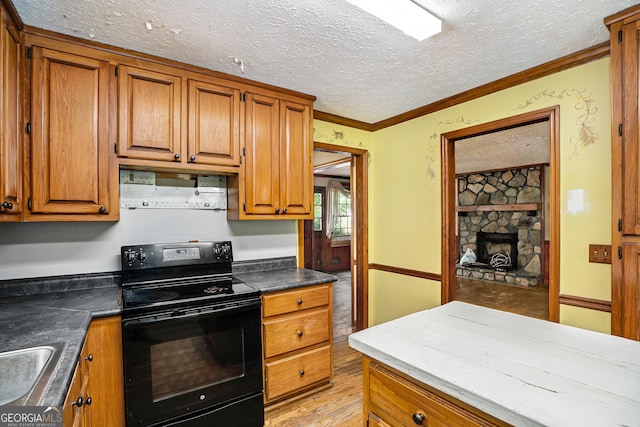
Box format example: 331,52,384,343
264,271,363,426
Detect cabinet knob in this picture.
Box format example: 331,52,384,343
72,396,84,408
282,208,287,214
297,330,303,337
85,354,93,362
174,153,180,160
275,208,280,214
98,205,107,214
190,154,196,161
412,412,426,425
1,201,13,210
84,397,92,406
297,299,303,305
299,369,305,376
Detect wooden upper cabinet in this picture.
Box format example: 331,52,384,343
620,20,640,236
0,9,21,220
244,92,280,215
187,79,241,166
280,100,312,215
117,64,182,162
29,46,115,218
239,92,313,219
607,4,640,340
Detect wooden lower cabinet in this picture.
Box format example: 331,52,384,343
363,357,508,427
63,316,124,427
63,339,91,427
262,283,333,404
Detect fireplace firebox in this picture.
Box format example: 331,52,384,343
476,232,518,270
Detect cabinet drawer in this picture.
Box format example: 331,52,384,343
262,284,330,317
369,362,487,427
263,308,330,358
265,345,331,401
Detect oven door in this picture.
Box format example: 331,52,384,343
122,298,263,427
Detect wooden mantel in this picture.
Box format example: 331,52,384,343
456,203,541,213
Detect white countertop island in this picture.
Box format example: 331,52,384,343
348,301,640,426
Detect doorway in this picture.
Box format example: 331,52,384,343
301,142,368,331
441,106,560,321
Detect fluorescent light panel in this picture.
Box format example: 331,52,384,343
346,0,441,41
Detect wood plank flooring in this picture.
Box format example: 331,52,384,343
264,271,363,426
456,277,549,320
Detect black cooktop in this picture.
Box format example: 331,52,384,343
120,241,259,315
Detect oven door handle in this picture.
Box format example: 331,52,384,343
123,298,261,325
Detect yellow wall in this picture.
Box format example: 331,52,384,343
314,57,613,333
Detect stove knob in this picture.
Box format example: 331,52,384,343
212,245,222,258
138,249,147,262
221,244,231,258
125,250,138,264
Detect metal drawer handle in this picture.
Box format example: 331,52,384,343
412,412,426,425
297,330,303,337
299,369,305,376
85,354,93,362
297,299,303,305
84,397,92,406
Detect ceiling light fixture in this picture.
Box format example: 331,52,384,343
346,0,441,41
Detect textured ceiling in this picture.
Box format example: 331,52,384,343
11,0,637,124
455,122,549,175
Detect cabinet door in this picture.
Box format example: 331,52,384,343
244,92,280,214
621,20,640,236
63,362,83,427
621,242,640,340
30,47,111,215
117,65,182,161
85,317,125,427
0,13,21,217
187,79,240,166
279,100,312,216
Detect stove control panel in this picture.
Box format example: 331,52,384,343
121,241,233,270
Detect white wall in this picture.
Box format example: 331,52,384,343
0,209,297,280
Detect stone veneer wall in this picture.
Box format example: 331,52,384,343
457,167,543,286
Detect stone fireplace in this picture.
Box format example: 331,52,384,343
456,167,543,287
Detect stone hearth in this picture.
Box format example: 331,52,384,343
457,167,543,287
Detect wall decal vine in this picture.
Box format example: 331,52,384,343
512,88,599,160
425,137,437,181
425,116,480,182
437,116,481,126
313,128,364,147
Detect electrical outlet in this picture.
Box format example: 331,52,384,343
589,244,612,264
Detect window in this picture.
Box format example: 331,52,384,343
332,191,351,237
314,192,322,231
326,180,351,246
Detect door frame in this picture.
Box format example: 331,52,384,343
440,106,560,322
298,142,369,330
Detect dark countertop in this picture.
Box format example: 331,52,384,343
236,267,337,293
0,259,335,407
0,286,120,407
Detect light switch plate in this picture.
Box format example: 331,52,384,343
589,244,612,264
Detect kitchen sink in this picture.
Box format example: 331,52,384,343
0,342,64,405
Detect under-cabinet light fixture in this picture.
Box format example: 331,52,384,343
346,0,441,41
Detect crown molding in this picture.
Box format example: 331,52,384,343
313,41,610,132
